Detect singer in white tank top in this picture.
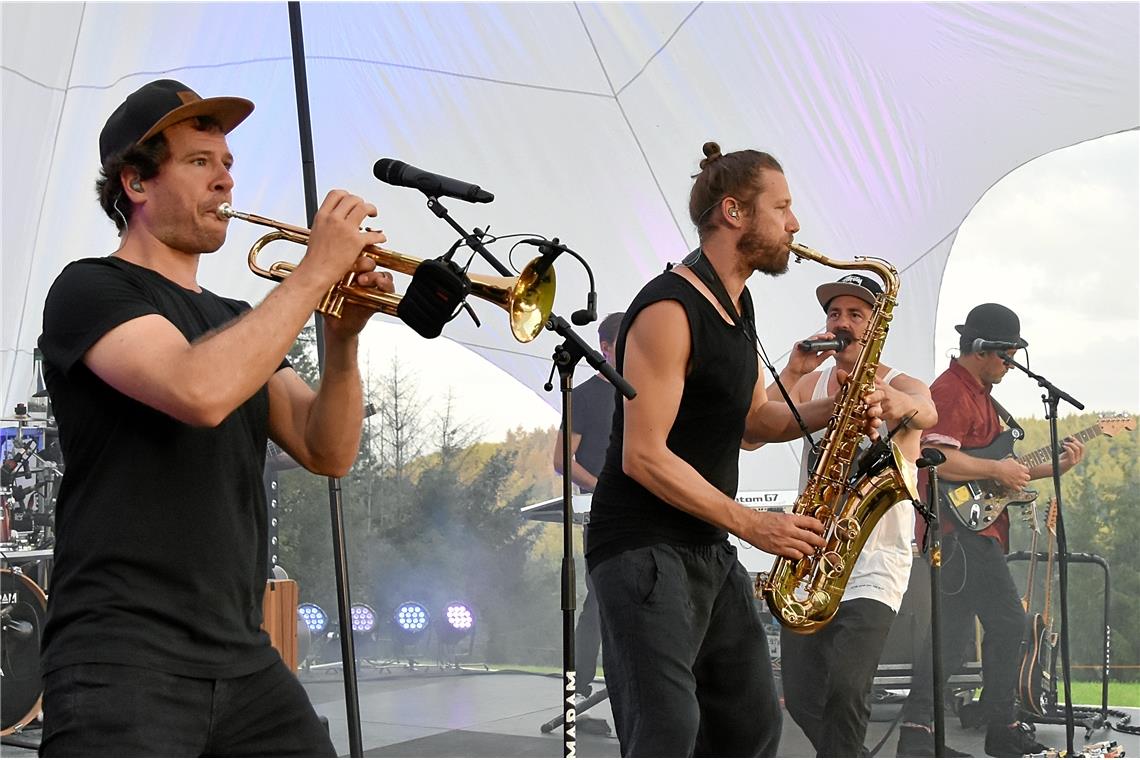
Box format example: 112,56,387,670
774,283,938,757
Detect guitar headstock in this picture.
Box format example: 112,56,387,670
1021,500,1041,533
1098,415,1136,437
1046,497,1058,536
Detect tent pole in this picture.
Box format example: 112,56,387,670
287,2,365,756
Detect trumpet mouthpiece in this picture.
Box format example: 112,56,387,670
216,203,235,220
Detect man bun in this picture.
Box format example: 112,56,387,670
699,141,723,171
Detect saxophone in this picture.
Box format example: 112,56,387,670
755,242,919,633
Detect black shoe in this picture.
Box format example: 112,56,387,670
897,725,973,758
984,722,1046,757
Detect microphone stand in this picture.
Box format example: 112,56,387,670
424,196,513,276
917,449,948,757
543,315,635,757
410,194,637,755
287,4,363,755
1001,354,1083,757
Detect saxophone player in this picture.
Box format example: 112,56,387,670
585,142,885,757
776,274,939,758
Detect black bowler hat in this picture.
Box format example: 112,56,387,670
955,303,1028,348
816,273,883,311
99,79,254,166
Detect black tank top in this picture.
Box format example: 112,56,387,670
585,270,759,568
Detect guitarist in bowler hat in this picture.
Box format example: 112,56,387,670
895,303,1084,758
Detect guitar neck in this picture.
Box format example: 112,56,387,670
1017,424,1103,469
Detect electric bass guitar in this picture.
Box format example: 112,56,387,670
939,415,1134,531
1017,498,1057,717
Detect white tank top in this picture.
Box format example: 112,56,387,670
798,366,915,612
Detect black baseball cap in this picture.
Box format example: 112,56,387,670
955,303,1028,348
816,273,883,311
99,79,254,166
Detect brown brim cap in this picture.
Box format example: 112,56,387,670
99,79,254,166
816,273,883,311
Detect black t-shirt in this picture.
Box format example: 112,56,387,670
37,256,281,679
561,374,616,488
585,272,758,569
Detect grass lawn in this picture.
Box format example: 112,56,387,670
1064,680,1139,708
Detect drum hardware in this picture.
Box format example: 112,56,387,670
1,407,61,554
1,566,46,737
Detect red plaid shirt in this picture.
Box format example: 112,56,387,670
918,358,1010,549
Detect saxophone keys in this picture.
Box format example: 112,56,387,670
813,505,833,523
781,600,808,627
835,516,861,541
820,550,845,578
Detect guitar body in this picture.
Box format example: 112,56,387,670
1017,612,1054,717
938,431,1037,531
936,416,1134,532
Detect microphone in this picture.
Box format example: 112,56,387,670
917,447,947,468
572,291,597,326
970,338,1020,353
373,159,494,204
797,335,851,353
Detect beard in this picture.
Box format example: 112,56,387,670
737,228,790,275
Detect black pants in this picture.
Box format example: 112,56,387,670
591,541,781,757
781,597,897,757
900,529,1027,728
39,658,334,757
575,557,602,697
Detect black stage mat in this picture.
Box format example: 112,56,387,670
365,728,620,757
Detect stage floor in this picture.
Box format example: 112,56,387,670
3,666,1138,757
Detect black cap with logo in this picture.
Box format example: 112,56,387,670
99,79,254,166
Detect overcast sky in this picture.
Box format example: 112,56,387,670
360,130,1139,441
933,130,1139,420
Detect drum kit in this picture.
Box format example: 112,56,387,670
1,395,62,739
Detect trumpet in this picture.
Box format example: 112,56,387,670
217,203,556,343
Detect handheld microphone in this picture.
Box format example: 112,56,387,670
970,338,1020,353
797,335,851,352
917,447,947,468
373,159,494,204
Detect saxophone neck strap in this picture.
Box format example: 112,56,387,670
682,247,754,339
681,247,817,456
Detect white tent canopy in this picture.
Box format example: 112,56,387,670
4,2,1138,490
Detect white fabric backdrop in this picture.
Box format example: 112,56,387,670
3,2,1137,489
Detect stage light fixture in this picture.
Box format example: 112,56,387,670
394,601,430,634
444,601,475,632
438,600,476,650
350,603,378,633
298,602,329,635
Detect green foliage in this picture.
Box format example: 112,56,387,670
1004,412,1139,681
276,328,564,666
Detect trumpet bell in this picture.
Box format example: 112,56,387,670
505,260,556,342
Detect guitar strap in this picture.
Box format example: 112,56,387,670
989,395,1026,442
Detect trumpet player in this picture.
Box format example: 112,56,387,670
776,275,937,758
36,79,392,756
